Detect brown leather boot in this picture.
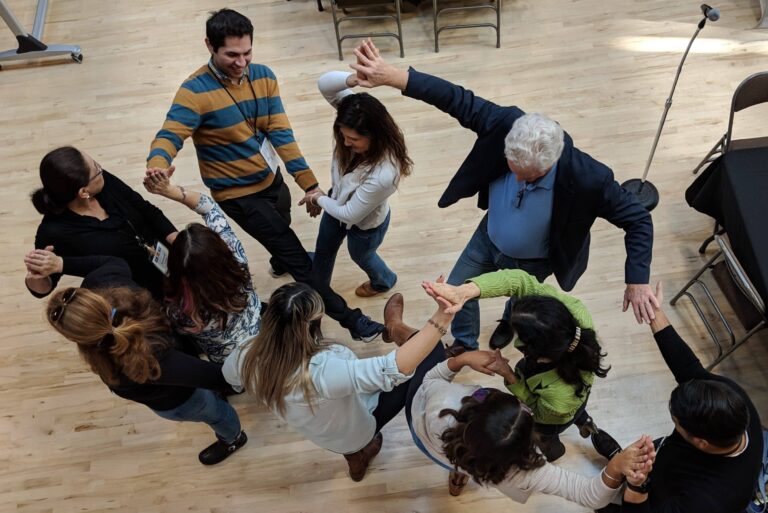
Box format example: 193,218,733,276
448,470,469,496
382,293,418,346
343,432,383,482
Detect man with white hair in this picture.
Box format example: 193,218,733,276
351,40,655,355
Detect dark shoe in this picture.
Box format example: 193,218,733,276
344,432,383,481
199,431,247,465
489,319,514,350
350,316,384,343
382,293,418,346
577,415,598,438
537,434,566,462
444,341,469,358
268,265,287,278
448,470,469,496
591,429,622,460
355,281,389,298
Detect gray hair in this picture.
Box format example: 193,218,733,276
504,113,565,172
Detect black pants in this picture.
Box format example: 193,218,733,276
219,171,362,331
372,339,446,432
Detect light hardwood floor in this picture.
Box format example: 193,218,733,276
1,0,767,511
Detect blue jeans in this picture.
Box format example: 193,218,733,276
152,388,241,444
447,214,552,350
313,211,397,292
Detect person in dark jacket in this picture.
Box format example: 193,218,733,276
44,259,248,466
350,40,656,355
25,146,177,300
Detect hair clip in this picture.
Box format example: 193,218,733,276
471,387,491,403
97,333,115,350
567,326,581,353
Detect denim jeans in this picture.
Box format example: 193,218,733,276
152,388,241,444
447,214,552,350
313,210,397,292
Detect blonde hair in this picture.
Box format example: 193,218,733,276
240,282,327,414
46,287,172,385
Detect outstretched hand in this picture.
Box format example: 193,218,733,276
486,349,516,383
623,283,660,324
143,166,175,197
298,188,325,218
457,350,498,376
611,435,656,483
350,39,409,90
422,279,479,314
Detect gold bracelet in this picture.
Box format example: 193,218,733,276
602,468,624,484
427,318,447,336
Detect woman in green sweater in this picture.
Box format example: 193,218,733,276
424,269,620,462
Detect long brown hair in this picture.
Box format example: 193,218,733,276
165,223,251,332
46,287,172,386
240,282,327,415
439,389,544,484
333,93,413,179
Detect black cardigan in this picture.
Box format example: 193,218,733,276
32,170,176,299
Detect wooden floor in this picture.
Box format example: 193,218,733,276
2,0,767,511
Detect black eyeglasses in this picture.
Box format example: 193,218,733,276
88,162,104,182
50,288,78,323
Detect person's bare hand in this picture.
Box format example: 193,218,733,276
143,167,175,196
457,350,497,376
610,435,655,483
299,188,325,217
350,39,409,90
623,283,660,324
486,349,515,383
24,245,63,278
422,280,479,314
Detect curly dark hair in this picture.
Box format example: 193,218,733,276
439,389,544,485
509,295,609,395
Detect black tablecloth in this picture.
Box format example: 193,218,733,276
686,147,768,305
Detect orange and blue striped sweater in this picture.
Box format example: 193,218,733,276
148,63,317,202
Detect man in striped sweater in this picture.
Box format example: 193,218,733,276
147,8,383,341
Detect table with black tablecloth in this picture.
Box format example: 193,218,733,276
685,147,768,305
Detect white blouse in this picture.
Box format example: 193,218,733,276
316,71,401,230
410,361,620,508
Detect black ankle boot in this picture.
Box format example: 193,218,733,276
199,431,248,465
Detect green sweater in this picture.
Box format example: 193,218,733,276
468,269,595,425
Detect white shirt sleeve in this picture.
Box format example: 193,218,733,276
497,463,620,508
316,162,399,226
312,349,412,399
317,71,356,109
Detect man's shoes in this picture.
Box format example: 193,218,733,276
444,341,469,358
268,265,287,278
344,432,383,482
591,429,622,460
448,470,469,496
350,315,384,343
382,293,418,346
489,320,515,350
198,431,248,465
355,281,389,298
577,415,598,438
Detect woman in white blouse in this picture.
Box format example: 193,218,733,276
303,71,413,298
233,283,450,482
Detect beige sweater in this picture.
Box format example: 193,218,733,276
410,361,620,508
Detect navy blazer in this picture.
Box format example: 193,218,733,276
403,68,653,290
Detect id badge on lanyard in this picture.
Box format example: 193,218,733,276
259,135,282,174
148,241,170,276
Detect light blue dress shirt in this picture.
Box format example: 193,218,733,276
487,164,557,259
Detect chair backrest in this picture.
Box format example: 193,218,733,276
726,72,768,148
717,235,766,315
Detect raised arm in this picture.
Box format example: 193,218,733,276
106,171,177,245
351,39,519,137
317,71,357,109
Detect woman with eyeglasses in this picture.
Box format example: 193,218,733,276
25,146,178,300
141,168,261,364
45,281,248,466
227,282,449,482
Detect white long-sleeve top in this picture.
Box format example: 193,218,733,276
316,71,400,230
410,361,620,508
224,343,412,454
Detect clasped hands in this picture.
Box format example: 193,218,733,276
298,187,325,218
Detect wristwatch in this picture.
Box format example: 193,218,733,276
626,478,651,494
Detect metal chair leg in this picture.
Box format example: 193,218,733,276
692,135,726,175
707,320,767,370
698,223,725,255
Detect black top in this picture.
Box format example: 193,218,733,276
70,256,229,411
32,170,176,299
622,326,763,513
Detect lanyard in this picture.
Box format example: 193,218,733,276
211,69,261,137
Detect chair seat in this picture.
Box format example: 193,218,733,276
336,0,396,8
729,136,768,151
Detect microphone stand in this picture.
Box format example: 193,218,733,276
622,14,712,211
